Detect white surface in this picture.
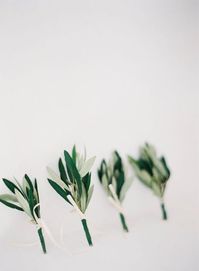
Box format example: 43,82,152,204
0,0,198,270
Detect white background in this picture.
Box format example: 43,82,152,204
0,0,198,270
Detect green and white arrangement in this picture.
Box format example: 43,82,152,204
98,151,132,232
0,175,47,253
47,146,95,246
128,143,171,220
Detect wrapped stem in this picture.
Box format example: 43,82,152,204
37,228,47,254
119,212,129,232
160,202,167,220
81,219,93,246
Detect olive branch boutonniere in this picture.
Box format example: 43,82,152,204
98,151,133,232
47,145,95,246
0,175,47,253
128,143,171,220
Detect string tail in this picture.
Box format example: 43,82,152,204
160,202,168,220
37,228,47,254
119,213,129,232
81,219,93,246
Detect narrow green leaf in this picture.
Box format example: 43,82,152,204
2,179,21,194
116,171,125,198
48,179,72,205
64,150,82,196
58,158,68,184
160,157,170,178
0,198,24,211
119,178,133,202
72,145,77,164
22,177,29,196
15,189,32,218
26,187,36,218
34,178,40,202
0,194,17,202
24,174,34,191
82,173,91,193
47,167,70,191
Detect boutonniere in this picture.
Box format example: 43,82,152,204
128,143,171,220
98,151,132,232
47,146,95,246
0,175,47,253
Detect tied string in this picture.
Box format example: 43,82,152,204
66,195,86,220
33,203,70,255
60,195,96,255
34,203,95,256
108,184,124,214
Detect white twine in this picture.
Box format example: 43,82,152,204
160,197,165,204
33,204,71,255
66,195,86,220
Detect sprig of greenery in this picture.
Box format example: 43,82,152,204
128,143,171,220
98,151,132,232
47,145,95,246
0,175,47,253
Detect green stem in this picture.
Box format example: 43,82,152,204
37,228,47,254
81,219,93,246
161,202,168,220
119,213,129,232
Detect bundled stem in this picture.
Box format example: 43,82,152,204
81,219,93,246
37,228,47,254
160,202,167,220
119,213,129,232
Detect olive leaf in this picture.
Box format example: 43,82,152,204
98,151,132,232
0,175,47,253
128,142,171,220
47,145,95,246
79,156,96,177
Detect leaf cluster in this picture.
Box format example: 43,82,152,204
128,143,170,198
0,175,41,222
47,146,95,213
98,151,132,202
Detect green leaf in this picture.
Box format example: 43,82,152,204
48,179,72,205
2,178,22,194
64,150,82,196
0,194,17,202
82,173,91,194
86,185,94,208
102,174,109,193
119,177,133,202
79,156,96,177
0,198,23,211
22,177,29,196
24,174,34,191
58,158,68,184
34,178,40,202
15,189,32,218
160,157,170,178
138,170,152,187
72,145,77,164
80,185,87,213
76,153,84,171
26,187,36,218
116,171,125,198
47,167,70,191
13,178,27,198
